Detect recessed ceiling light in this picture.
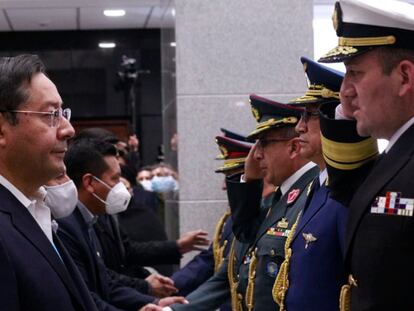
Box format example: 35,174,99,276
99,42,116,48
103,9,126,17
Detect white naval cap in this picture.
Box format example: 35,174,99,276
319,0,414,63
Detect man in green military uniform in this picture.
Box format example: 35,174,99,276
226,95,318,310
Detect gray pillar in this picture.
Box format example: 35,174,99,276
168,0,313,265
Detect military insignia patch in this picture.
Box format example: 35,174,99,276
332,2,343,34
266,225,290,237
277,218,289,229
302,233,317,249
370,191,414,216
251,106,260,122
266,262,279,278
332,5,339,31
287,189,300,204
218,145,228,158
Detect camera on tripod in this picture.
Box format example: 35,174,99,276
117,55,138,84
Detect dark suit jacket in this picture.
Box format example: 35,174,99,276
0,184,98,311
118,187,180,276
57,207,154,311
343,124,414,310
95,214,181,292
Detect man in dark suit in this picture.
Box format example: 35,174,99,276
318,1,414,309
58,138,186,310
0,54,98,310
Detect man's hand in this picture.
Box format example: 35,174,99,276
158,296,188,307
176,229,209,254
244,142,264,182
137,296,189,311
138,303,162,311
128,134,140,152
146,274,178,298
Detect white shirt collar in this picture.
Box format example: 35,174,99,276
385,116,414,153
77,200,98,226
319,168,328,186
280,162,317,195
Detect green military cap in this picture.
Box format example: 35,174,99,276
248,94,302,139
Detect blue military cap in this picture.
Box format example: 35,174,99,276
319,0,414,63
220,128,251,142
215,135,253,173
248,94,302,139
290,57,344,107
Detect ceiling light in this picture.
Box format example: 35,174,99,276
99,42,116,48
103,9,126,17
170,42,176,47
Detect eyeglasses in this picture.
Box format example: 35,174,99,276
256,137,292,149
7,107,71,128
300,109,320,124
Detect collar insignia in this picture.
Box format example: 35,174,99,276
287,188,300,204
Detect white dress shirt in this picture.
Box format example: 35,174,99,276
385,116,414,153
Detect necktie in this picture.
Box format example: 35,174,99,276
273,187,283,203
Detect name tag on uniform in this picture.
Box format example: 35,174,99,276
371,191,414,216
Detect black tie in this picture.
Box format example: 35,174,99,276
273,187,283,203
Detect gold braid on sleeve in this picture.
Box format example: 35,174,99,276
339,284,351,311
245,247,258,311
213,209,231,272
227,238,243,311
272,211,302,311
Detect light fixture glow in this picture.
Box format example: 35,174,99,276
99,42,116,48
103,9,126,17
170,42,176,47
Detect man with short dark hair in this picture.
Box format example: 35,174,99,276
0,54,98,310
318,0,414,309
58,139,186,310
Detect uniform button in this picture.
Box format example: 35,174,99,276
237,293,243,300
270,249,276,256
349,274,358,287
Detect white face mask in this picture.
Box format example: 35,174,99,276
140,179,153,192
92,176,131,215
44,180,78,219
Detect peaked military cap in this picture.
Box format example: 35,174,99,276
248,94,302,139
220,128,252,142
215,135,253,173
319,0,414,63
290,57,344,107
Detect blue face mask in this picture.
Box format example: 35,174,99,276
151,175,178,193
